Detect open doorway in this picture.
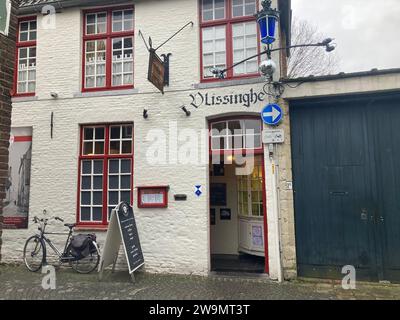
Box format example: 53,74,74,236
209,117,267,274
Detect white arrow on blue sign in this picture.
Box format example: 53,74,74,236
261,104,283,126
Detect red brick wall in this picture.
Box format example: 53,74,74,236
0,0,17,261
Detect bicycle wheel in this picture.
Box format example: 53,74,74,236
23,236,45,272
70,243,100,274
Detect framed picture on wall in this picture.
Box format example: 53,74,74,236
210,183,227,206
220,208,231,221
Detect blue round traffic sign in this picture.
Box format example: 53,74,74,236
261,104,283,126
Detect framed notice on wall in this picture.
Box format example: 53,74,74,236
0,0,11,36
137,186,169,208
3,127,33,229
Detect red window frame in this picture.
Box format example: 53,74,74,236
199,0,261,83
76,123,134,228
137,186,169,208
82,6,135,93
13,16,37,97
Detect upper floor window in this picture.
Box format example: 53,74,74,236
15,17,37,96
83,7,134,91
200,0,259,81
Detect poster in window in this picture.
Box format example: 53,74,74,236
252,225,263,247
3,127,32,229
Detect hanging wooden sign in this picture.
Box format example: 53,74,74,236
148,49,165,94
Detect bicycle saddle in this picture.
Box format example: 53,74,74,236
64,223,76,229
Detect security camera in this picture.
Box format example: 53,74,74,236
50,92,58,98
259,59,277,78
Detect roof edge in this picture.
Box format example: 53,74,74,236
282,68,400,83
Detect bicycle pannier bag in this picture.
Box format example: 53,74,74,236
70,234,95,259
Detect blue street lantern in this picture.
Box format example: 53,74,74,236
256,0,280,45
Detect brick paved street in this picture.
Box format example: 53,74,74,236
0,264,400,300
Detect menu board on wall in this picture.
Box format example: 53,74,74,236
3,127,32,229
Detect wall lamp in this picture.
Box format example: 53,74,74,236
143,109,149,119
181,106,191,117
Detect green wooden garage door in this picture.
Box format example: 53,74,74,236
291,93,400,283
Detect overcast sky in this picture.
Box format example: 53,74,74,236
291,0,400,73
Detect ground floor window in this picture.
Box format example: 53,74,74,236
78,123,133,226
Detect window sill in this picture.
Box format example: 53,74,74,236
12,95,38,103
194,77,265,90
75,225,108,232
73,88,139,98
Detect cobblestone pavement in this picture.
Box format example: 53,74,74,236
0,264,400,300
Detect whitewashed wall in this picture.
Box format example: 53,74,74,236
3,0,291,278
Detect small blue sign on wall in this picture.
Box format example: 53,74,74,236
195,185,202,197
261,104,283,126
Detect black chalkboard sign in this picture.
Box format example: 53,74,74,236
116,202,144,274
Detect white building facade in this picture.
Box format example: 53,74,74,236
3,0,296,280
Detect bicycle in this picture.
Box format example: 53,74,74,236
23,212,101,274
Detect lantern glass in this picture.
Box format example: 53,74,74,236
258,14,278,45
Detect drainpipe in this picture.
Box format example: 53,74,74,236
268,143,283,282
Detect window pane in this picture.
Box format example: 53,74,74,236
109,160,119,173
81,176,91,190
202,26,226,79
245,119,261,134
233,22,258,75
93,160,103,174
120,175,130,189
93,176,103,189
122,125,132,138
92,207,102,221
212,122,226,134
80,207,91,221
110,126,120,139
121,141,132,154
93,191,103,205
20,22,29,31
109,191,118,204
121,191,131,203
110,141,120,154
121,160,131,173
95,127,105,140
203,0,225,21
109,176,119,190
81,192,91,205
94,142,104,154
83,142,93,155
82,160,91,174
